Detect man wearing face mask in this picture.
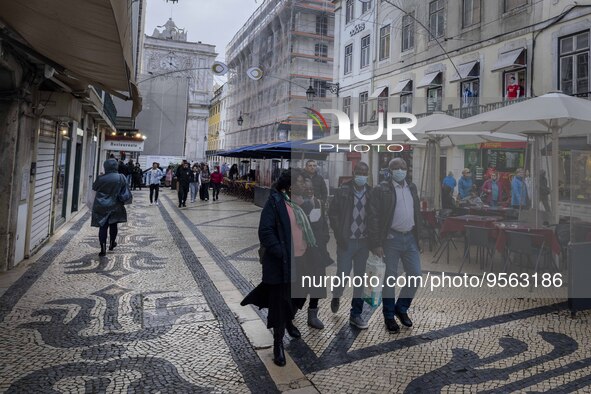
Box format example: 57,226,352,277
328,162,372,329
367,158,422,333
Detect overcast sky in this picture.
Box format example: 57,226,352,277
145,0,261,62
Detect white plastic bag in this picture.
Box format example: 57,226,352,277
363,254,386,307
86,188,96,210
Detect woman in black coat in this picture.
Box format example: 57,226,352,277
92,159,128,256
241,169,316,367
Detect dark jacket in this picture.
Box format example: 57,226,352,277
118,160,129,175
305,172,328,202
176,166,193,186
366,180,422,250
258,189,292,285
328,181,372,247
91,159,128,227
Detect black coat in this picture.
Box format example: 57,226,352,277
366,180,422,251
305,172,328,202
258,189,292,285
328,181,372,247
91,159,128,227
176,166,193,186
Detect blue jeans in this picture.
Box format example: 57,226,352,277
382,232,422,318
189,182,199,201
334,238,369,317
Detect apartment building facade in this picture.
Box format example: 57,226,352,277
225,0,336,149
333,0,591,199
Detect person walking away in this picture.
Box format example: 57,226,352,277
328,162,372,329
241,169,315,367
457,168,473,200
189,164,200,203
176,161,192,207
367,158,422,333
199,165,211,201
126,160,135,187
146,162,163,205
303,159,328,206
132,162,143,190
539,170,551,223
511,168,529,210
91,159,128,256
210,166,224,201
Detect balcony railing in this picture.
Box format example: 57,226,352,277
103,93,117,126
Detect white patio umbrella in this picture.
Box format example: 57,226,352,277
424,92,591,223
308,113,525,209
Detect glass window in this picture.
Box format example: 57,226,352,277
429,0,445,39
559,32,590,96
402,12,415,51
462,0,481,28
343,96,351,117
314,80,327,98
359,91,369,124
316,15,328,36
427,87,442,112
460,79,479,117
346,0,354,23
362,0,372,14
504,0,527,12
377,88,389,123
360,35,371,68
400,93,413,113
344,44,353,75
504,69,527,100
379,25,391,60
315,43,328,63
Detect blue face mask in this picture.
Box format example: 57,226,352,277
392,169,407,182
354,175,368,186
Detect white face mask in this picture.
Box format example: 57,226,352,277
392,169,407,182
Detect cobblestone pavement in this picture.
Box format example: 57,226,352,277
1,188,590,393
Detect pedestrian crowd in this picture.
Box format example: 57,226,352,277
242,158,422,367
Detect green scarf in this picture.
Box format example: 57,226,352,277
282,192,316,247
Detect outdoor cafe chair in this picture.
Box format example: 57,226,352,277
459,225,497,273
503,231,551,291
432,209,462,265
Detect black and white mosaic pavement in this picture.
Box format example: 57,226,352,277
172,190,591,393
0,195,276,393
2,189,591,393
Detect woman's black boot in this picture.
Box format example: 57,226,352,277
99,243,107,257
108,240,117,251
273,340,286,367
285,321,301,339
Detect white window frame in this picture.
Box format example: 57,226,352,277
359,91,369,124
402,12,415,52
344,44,353,75
462,0,480,28
559,31,590,96
429,0,445,39
346,0,354,24
379,25,391,60
360,35,371,68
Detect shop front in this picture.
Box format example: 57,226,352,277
461,141,527,188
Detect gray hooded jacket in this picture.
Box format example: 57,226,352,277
91,159,128,227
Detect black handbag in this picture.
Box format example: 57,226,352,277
117,175,133,205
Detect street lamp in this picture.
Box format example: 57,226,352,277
237,111,249,126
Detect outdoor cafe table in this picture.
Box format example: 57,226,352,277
467,206,518,219
439,215,503,238
494,222,562,255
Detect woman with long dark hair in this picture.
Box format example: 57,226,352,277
241,169,316,367
91,159,129,256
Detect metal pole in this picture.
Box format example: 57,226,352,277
551,126,560,224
